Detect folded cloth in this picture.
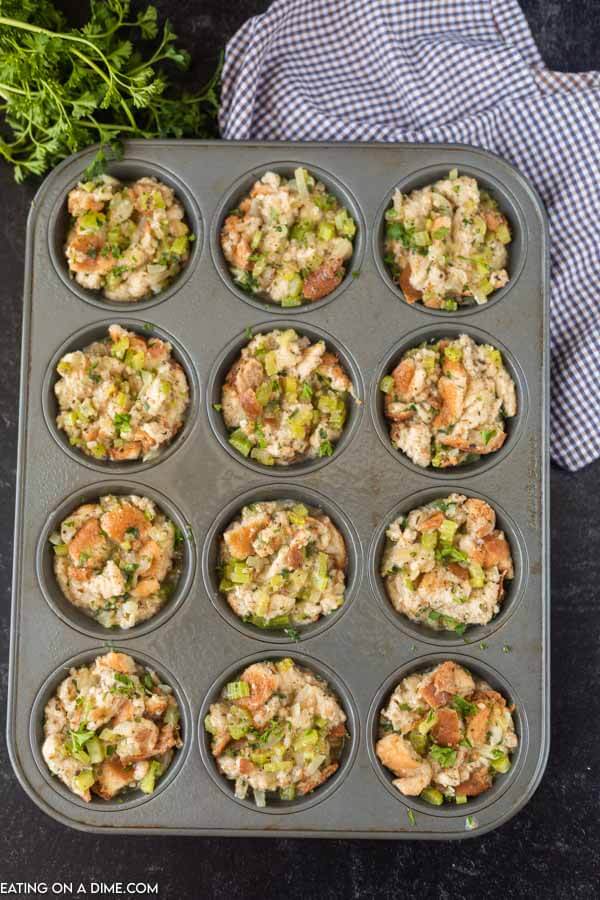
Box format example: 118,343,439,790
219,0,600,471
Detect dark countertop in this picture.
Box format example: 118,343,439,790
1,1,599,896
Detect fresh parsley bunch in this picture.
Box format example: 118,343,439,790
0,0,220,181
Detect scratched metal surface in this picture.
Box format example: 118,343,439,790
7,140,549,838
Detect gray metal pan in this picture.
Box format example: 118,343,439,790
8,140,549,838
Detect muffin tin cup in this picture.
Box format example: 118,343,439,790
209,160,366,315
41,317,201,474
368,486,529,647
10,139,549,839
29,647,192,812
198,649,360,815
48,158,203,312
366,652,529,818
202,483,362,643
373,161,528,317
370,322,530,479
36,480,197,640
206,319,365,477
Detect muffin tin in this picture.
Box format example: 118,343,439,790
8,140,549,838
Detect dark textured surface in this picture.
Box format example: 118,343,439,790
1,1,599,896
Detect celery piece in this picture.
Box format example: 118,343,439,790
250,448,275,466
276,658,294,673
281,296,302,308
74,770,96,793
164,705,180,726
110,336,130,359
224,680,251,700
228,706,252,740
171,236,188,257
418,711,438,736
251,230,263,250
496,224,511,244
228,429,252,457
413,230,431,248
282,376,298,400
490,754,511,774
84,737,105,764
294,167,310,197
379,375,394,394
432,227,450,240
449,168,459,180
225,561,251,584
53,543,69,557
280,786,296,801
468,562,485,588
124,349,145,370
79,211,105,232
204,714,216,735
441,299,458,312
420,787,444,806
409,730,428,756
334,209,356,238
288,503,308,525
294,728,319,750
255,381,272,406
439,518,458,544
443,345,462,362
264,351,279,376
290,220,314,242
455,794,468,805
486,347,503,367
140,760,162,794
420,530,438,551
422,353,437,373
317,221,336,242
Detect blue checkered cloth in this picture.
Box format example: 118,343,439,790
219,0,600,470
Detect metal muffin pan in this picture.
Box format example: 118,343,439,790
8,140,549,838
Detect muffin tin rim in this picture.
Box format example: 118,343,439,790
369,321,530,479
205,317,365,477
367,484,530,646
372,160,528,317
47,156,204,313
208,158,366,315
35,479,197,641
28,646,193,812
41,316,201,474
197,648,361,815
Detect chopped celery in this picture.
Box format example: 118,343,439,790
78,211,105,232
432,227,450,240
441,299,458,311
276,658,294,673
496,224,511,244
251,230,263,250
282,376,298,400
281,296,302,308
379,375,394,394
486,347,503,367
334,209,356,238
422,353,437,373
469,562,485,588
225,561,251,584
409,731,428,756
224,680,250,700
418,711,438,736
439,518,458,544
420,787,444,806
251,447,275,466
449,168,459,181
74,770,96,793
294,728,319,750
294,167,311,197
255,381,273,406
280,785,296,801
290,220,314,242
229,429,252,457
204,714,216,735
317,221,336,242
140,760,162,794
455,794,468,805
288,503,308,525
264,351,279,376
110,336,130,359
444,345,462,362
171,235,188,256
420,530,438,551
491,754,511,774
228,706,252,740
53,543,69,557
164,705,180,726
84,737,105,764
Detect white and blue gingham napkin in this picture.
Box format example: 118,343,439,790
219,0,600,471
